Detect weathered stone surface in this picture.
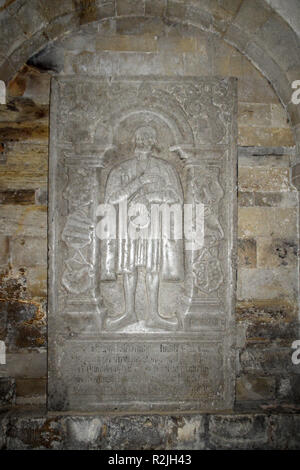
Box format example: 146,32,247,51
238,208,297,238
96,34,158,52
0,236,9,266
0,205,47,237
238,191,298,208
238,167,291,192
0,376,16,409
8,65,51,105
6,352,47,379
6,412,64,450
48,75,237,412
236,375,276,401
0,299,46,352
0,411,8,449
238,126,294,147
257,238,298,268
0,143,48,190
26,266,47,297
253,192,297,208
0,190,36,205
268,415,300,449
11,237,47,267
237,238,257,268
238,102,271,128
116,0,145,17
0,409,300,449
240,346,297,375
208,414,269,449
15,378,46,405
236,300,297,324
277,376,300,403
237,267,298,301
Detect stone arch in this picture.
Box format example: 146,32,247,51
0,0,299,131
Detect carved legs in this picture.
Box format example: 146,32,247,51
105,272,138,330
145,273,178,330
106,272,178,331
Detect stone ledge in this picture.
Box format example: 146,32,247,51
0,408,300,449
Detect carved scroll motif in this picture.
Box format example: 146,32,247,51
61,168,95,295
191,167,225,295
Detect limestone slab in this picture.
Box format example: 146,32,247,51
48,76,237,412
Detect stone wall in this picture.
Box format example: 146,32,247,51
0,19,299,412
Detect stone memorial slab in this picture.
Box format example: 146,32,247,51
48,76,237,412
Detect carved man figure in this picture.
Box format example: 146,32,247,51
102,126,184,330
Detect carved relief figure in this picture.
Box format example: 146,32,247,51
102,126,184,330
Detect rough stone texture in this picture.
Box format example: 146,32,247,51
48,75,237,412
0,2,299,444
0,376,16,409
0,410,299,450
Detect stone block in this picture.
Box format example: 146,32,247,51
238,191,255,207
0,376,16,409
238,207,297,238
228,0,272,35
253,192,298,208
236,375,276,401
271,104,290,128
237,267,298,301
238,77,279,105
245,40,292,106
0,11,26,58
0,205,47,237
244,322,298,346
183,52,210,75
16,378,46,403
10,237,47,267
238,126,294,147
96,34,158,52
6,352,47,379
277,376,300,403
0,122,48,143
237,238,257,268
257,238,298,268
35,188,48,206
2,298,46,352
0,190,36,205
157,36,197,53
10,0,47,39
116,0,145,16
238,153,291,168
208,414,269,449
236,299,297,324
166,0,186,20
0,267,27,300
0,236,9,266
6,413,65,450
240,346,295,375
0,412,8,449
238,167,291,192
255,15,300,72
238,103,271,128
268,415,300,449
145,0,166,17
26,266,47,297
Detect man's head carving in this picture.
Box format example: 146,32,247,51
134,126,157,152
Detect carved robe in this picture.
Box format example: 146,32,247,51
101,155,184,282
